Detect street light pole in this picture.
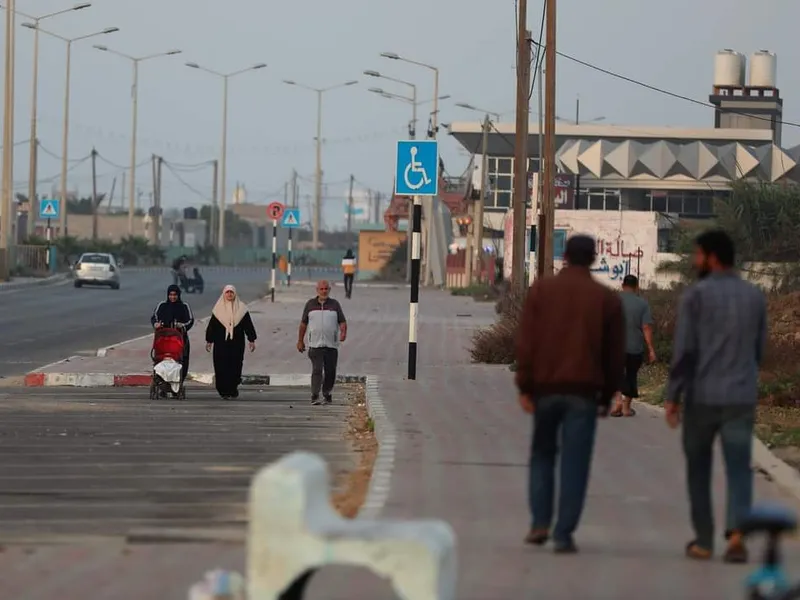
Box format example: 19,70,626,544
93,46,181,237
26,24,119,237
282,79,357,249
220,74,229,248
6,3,95,239
186,62,267,249
0,0,14,251
314,89,322,250
59,39,72,236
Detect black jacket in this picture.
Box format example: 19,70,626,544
151,285,195,330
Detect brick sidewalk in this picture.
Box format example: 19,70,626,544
7,285,800,598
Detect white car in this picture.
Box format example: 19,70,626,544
73,252,121,290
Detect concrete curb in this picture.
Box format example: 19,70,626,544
23,372,368,387
0,273,69,289
635,400,800,501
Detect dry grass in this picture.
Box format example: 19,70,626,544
637,365,800,451
331,384,378,518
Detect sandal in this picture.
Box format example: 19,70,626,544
609,410,624,417
685,540,713,560
623,408,637,417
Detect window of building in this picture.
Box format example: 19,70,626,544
496,191,512,208
605,195,620,211
667,195,683,213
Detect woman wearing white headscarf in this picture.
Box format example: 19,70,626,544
205,285,257,399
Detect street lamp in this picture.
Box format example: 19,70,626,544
22,23,119,237
282,79,357,249
185,61,267,249
94,45,181,236
370,88,450,137
380,52,439,138
455,102,501,123
1,2,92,238
364,70,417,138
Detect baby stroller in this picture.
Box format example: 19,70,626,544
149,325,187,400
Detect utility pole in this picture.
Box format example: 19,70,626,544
26,138,37,238
511,19,532,290
156,156,163,248
1,0,16,251
573,96,581,209
288,169,298,287
91,148,98,241
210,159,218,246
539,0,557,277
346,174,354,234
472,114,490,284
536,59,546,279
120,171,126,213
313,90,323,249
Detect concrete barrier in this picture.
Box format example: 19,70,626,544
244,451,457,600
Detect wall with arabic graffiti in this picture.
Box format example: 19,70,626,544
503,209,662,287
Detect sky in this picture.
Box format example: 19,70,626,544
1,0,798,229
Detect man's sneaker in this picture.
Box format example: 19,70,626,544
311,395,323,406
323,394,333,404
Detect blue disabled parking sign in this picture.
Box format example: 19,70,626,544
395,140,438,196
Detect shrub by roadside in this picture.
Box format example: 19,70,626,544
469,285,525,364
637,287,800,455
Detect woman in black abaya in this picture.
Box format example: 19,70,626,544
205,285,257,399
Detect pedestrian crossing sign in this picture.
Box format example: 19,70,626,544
281,208,300,228
38,198,60,220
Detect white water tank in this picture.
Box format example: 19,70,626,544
749,50,777,88
714,49,746,87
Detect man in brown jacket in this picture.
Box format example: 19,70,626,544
515,234,626,553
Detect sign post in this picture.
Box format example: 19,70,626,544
395,140,439,381
267,202,285,303
39,199,61,272
281,207,301,288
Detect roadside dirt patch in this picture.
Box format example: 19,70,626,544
331,383,378,518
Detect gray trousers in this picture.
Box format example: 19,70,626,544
308,347,338,397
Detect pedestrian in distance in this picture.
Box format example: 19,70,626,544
205,285,257,400
515,234,626,554
151,284,195,381
665,229,767,564
610,274,656,417
342,249,356,299
297,280,347,405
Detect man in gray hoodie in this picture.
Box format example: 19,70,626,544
666,229,767,564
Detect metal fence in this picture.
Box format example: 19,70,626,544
11,245,49,276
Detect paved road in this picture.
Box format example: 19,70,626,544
0,268,273,377
0,386,354,542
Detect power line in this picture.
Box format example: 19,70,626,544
161,161,210,200
36,141,88,162
528,1,546,102
532,41,800,129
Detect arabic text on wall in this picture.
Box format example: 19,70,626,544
591,238,644,281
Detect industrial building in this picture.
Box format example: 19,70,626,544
450,49,788,226
443,49,794,286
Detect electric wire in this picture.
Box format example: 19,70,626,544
532,41,800,129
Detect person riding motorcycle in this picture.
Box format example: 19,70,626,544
172,255,188,285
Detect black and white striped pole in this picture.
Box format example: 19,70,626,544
287,227,293,287
399,139,438,381
408,193,422,380
270,218,277,303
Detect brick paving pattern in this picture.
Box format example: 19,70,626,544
5,284,800,598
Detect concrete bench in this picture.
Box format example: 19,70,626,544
245,451,458,600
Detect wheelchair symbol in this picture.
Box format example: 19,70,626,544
403,146,432,191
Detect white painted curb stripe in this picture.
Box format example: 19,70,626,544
636,400,800,502
268,374,311,386
45,373,114,387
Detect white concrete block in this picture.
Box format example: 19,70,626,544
45,372,114,387
267,374,311,387
246,451,457,600
188,569,246,600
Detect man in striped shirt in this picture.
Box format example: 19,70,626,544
665,229,767,564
